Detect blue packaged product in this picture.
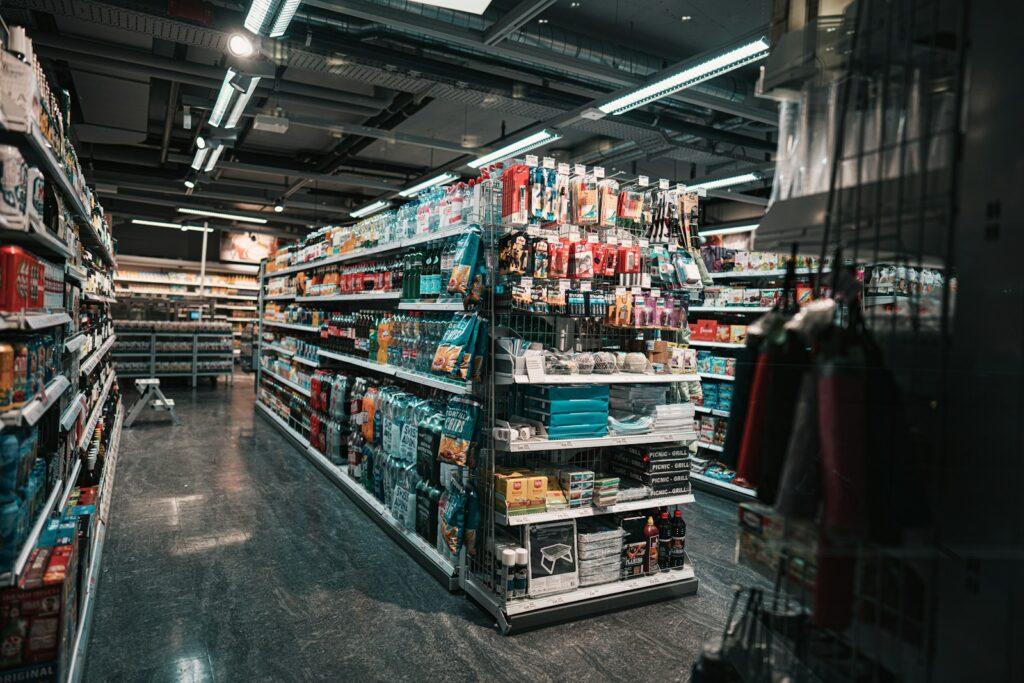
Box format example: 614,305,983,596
0,499,20,566
696,351,712,374
710,356,728,376
702,382,719,410
431,313,477,376
438,397,482,467
447,230,481,296
546,423,609,439
524,397,608,414
718,383,734,412
439,477,467,554
523,410,608,428
524,385,609,401
0,433,18,501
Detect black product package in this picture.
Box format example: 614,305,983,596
416,420,441,487
620,515,647,579
609,464,691,488
526,520,579,596
610,453,691,475
622,444,691,461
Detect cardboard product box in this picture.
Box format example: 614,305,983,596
526,520,579,597
695,319,717,341
646,340,670,367
619,515,647,579
621,444,690,461
730,325,747,345
610,455,691,477
0,538,79,681
494,472,548,505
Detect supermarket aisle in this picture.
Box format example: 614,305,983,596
86,376,761,681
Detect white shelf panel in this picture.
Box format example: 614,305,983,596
0,213,71,259
697,372,734,382
65,264,87,284
84,293,116,304
504,563,696,616
317,349,394,375
216,304,258,311
315,350,472,395
694,406,730,418
65,333,87,354
397,300,465,311
262,344,295,357
261,224,470,279
496,372,699,385
690,471,757,498
116,274,259,290
697,441,724,452
264,293,296,301
689,340,744,349
262,369,312,397
80,334,116,376
709,268,828,280
263,321,320,333
689,306,771,313
295,291,401,303
0,375,70,427
497,431,695,453
496,492,695,527
292,355,319,368
0,310,71,331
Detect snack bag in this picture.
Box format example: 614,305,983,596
447,230,481,295
431,313,477,375
437,397,482,467
439,478,467,554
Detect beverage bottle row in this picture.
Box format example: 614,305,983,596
401,239,459,300
319,311,449,372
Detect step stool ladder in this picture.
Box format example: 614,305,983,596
125,378,180,427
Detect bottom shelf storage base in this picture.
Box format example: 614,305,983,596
255,402,459,592
462,565,699,635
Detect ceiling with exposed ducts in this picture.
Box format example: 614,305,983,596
1,0,778,241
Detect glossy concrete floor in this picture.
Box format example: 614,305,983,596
85,374,764,682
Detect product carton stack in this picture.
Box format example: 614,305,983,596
494,469,548,516
576,521,624,587
609,444,692,497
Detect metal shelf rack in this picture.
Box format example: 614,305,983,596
112,328,233,386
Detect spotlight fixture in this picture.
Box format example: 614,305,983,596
686,172,761,192
349,200,390,219
177,207,268,224
196,135,207,150
273,200,285,213
466,130,561,169
398,172,459,198
227,32,255,58
597,36,770,115
184,178,196,189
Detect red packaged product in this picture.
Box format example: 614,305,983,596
617,244,641,274
549,240,570,278
696,319,718,341
0,245,45,313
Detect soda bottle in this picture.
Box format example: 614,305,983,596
670,509,687,569
643,516,659,574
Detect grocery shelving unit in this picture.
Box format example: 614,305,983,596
112,327,234,385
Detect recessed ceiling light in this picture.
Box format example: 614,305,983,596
196,135,207,150
184,179,196,189
571,2,580,7
538,18,548,24
273,200,285,213
681,15,692,21
227,32,254,58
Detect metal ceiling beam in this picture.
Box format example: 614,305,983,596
28,32,391,110
482,0,557,45
165,154,403,192
303,0,777,125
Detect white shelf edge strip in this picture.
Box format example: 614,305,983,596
499,492,695,526
498,431,695,453
80,335,117,375
78,372,114,450
263,369,312,396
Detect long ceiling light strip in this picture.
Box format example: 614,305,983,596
203,144,225,173
599,37,770,115
688,172,761,191
398,172,459,198
245,0,300,37
350,200,391,219
269,0,302,37
208,69,237,127
244,0,275,34
467,130,561,169
177,208,268,224
131,219,213,233
700,224,759,237
225,76,261,129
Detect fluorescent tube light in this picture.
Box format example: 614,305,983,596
225,76,261,128
131,219,213,233
209,69,237,127
203,145,225,173
466,130,561,169
245,0,274,34
688,172,761,191
270,0,302,37
701,224,759,237
350,200,390,219
409,1,492,13
399,172,459,198
190,147,210,170
177,208,268,224
599,38,770,115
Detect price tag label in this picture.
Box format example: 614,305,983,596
574,164,587,176
659,178,670,190
526,225,540,236
639,238,649,248
521,277,534,288
594,166,605,179
651,288,661,298
631,286,642,294
543,156,556,169
607,235,618,245
587,234,599,243
558,279,571,291
615,287,627,295
638,175,649,187
696,188,707,197
558,162,570,175
641,272,652,288
621,238,633,246
668,243,678,252
525,354,545,380
677,183,687,193
581,281,592,292
525,154,539,167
